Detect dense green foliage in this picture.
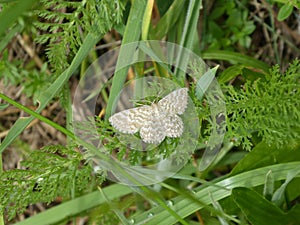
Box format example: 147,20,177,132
35,0,125,73
0,145,94,220
224,60,300,150
0,0,299,224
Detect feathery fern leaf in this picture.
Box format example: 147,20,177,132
224,59,300,149
35,0,125,73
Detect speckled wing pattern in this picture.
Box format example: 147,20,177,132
109,88,188,144
157,88,188,115
109,105,152,134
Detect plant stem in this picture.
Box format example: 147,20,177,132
0,93,75,139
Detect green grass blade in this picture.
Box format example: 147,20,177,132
195,65,218,100
0,140,3,225
131,162,300,224
174,0,202,83
0,33,101,153
141,0,154,40
178,0,202,50
272,165,300,206
0,93,74,138
0,0,35,37
0,23,23,53
232,187,292,225
202,50,270,74
0,103,9,110
13,184,132,225
217,64,245,83
150,0,186,39
105,0,147,119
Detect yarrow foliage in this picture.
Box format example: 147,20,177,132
35,0,125,73
0,145,93,220
223,60,300,150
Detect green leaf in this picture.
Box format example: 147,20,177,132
0,33,101,153
241,67,267,82
272,166,300,207
218,64,244,83
0,23,23,53
231,142,300,176
210,198,228,225
263,170,274,200
286,177,300,201
0,93,74,139
218,64,267,83
173,0,203,83
13,184,133,225
131,162,300,224
232,187,294,225
0,0,35,37
0,103,8,110
105,0,147,119
277,4,293,21
202,50,270,74
195,65,218,100
288,204,300,222
272,0,299,9
149,0,186,39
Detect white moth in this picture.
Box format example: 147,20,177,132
109,88,188,144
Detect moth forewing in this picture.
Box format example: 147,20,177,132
157,88,188,115
109,88,189,144
163,114,184,138
109,105,151,134
140,119,166,144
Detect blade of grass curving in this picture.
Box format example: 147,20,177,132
0,0,35,37
138,41,171,73
0,103,8,110
177,0,202,51
0,23,23,53
131,162,300,225
0,93,74,138
149,0,186,39
210,194,229,225
141,0,154,40
13,184,133,225
86,139,189,224
195,66,218,100
98,187,132,225
202,50,270,74
217,64,245,83
263,170,274,199
151,195,189,225
159,181,235,222
271,165,300,207
0,33,101,153
0,140,3,225
174,0,203,84
232,187,292,225
105,0,147,119
131,184,190,225
82,139,190,225
13,149,187,225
